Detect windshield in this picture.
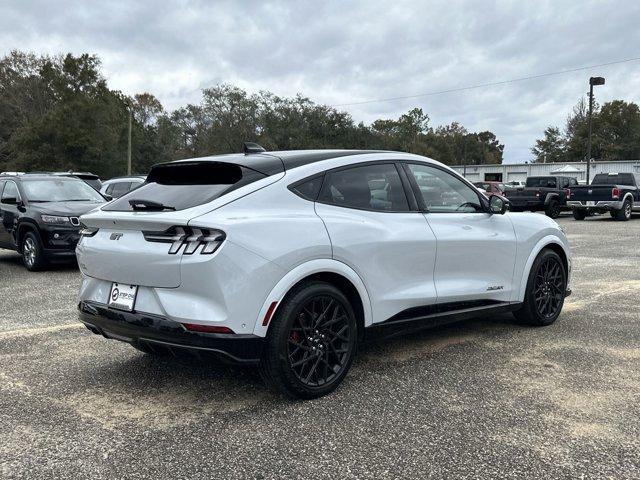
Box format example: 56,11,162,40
526,177,557,188
22,179,106,203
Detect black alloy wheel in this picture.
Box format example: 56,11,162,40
545,199,561,219
287,295,352,388
259,281,357,399
532,257,565,320
514,249,567,326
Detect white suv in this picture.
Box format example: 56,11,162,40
76,148,571,399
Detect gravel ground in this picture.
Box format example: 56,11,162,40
0,214,639,479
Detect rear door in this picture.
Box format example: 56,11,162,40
403,163,516,304
314,162,438,324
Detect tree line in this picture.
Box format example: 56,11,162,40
2,50,637,179
532,97,640,163
0,51,504,179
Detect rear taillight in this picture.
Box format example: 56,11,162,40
612,187,620,200
565,188,571,199
143,226,225,255
182,323,235,334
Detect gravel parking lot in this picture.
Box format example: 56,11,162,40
1,214,639,479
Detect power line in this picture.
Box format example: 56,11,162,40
330,57,640,108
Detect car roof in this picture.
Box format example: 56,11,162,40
165,150,387,176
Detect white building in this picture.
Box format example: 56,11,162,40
452,160,640,183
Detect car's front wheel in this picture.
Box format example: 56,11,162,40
259,281,357,399
21,231,46,271
514,249,567,326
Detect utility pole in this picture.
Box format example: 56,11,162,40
127,106,132,175
587,76,605,184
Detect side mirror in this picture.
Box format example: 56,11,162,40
1,196,19,205
489,195,509,215
102,194,113,201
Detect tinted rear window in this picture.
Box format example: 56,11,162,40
526,177,557,188
104,162,266,211
592,173,635,185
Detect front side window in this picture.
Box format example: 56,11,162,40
319,163,409,212
407,164,483,213
21,179,104,203
2,181,21,202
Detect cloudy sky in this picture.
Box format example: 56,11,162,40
2,0,639,162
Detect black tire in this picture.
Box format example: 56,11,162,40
613,199,632,221
259,281,358,399
21,231,47,271
572,209,587,220
513,249,567,327
545,199,561,219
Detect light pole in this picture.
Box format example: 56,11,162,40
586,76,605,184
124,101,132,175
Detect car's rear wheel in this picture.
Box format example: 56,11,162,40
514,249,567,326
21,231,46,271
572,209,587,220
545,199,561,219
613,199,632,221
259,281,357,399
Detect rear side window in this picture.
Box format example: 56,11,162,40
592,173,635,185
526,177,557,188
319,163,409,212
289,175,323,201
104,162,266,211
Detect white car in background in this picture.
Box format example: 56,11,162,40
76,147,572,399
99,175,146,199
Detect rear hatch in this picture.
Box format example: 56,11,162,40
77,160,281,288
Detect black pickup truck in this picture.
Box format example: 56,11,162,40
567,172,640,221
503,176,578,218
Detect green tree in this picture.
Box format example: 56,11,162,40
531,126,566,163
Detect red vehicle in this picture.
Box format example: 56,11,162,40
474,181,508,196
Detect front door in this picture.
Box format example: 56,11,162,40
404,163,517,304
0,180,20,247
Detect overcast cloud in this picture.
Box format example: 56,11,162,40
1,0,639,162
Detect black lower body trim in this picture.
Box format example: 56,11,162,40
78,301,264,364
365,301,522,342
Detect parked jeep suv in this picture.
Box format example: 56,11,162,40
503,176,578,218
0,174,106,270
76,149,571,399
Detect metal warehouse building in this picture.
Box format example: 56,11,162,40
452,160,640,183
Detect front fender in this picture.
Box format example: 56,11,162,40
515,234,571,302
252,258,373,337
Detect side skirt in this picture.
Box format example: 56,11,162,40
363,301,522,343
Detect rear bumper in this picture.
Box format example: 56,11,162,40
507,199,544,210
78,301,264,364
567,200,623,211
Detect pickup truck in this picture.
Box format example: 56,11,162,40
567,172,640,221
503,176,578,218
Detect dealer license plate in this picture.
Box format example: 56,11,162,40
108,283,138,311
